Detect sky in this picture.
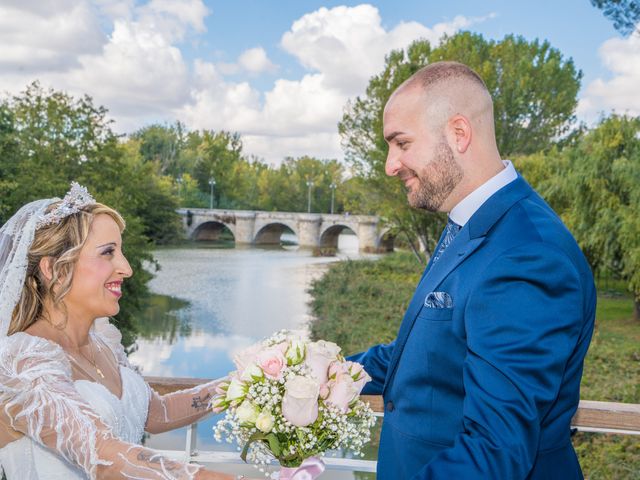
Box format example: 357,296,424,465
0,0,638,164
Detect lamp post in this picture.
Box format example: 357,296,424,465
208,178,216,209
306,180,314,213
330,183,337,214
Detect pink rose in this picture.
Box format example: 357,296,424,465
319,383,330,400
233,343,262,372
282,376,320,427
305,340,341,384
257,347,286,380
326,373,359,412
327,361,346,380
345,361,371,393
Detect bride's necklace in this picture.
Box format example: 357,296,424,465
60,330,106,379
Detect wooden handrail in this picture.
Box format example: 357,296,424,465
145,376,640,435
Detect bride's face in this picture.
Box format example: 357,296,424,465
64,214,133,321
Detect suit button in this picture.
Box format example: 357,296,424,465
386,401,394,412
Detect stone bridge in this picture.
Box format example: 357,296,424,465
179,208,391,252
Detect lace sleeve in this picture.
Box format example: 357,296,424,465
146,379,226,434
0,333,203,480
91,318,225,435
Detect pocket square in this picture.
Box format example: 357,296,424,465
424,291,453,308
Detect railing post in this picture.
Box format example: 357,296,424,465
185,422,198,461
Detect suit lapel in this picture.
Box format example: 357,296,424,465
382,228,484,395
382,175,535,396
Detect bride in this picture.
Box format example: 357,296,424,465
0,183,247,479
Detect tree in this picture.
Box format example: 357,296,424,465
558,116,640,319
339,32,582,261
255,156,345,213
0,83,182,343
130,122,186,177
0,104,20,222
193,131,244,208
590,0,640,36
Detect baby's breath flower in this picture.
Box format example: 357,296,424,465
212,333,376,477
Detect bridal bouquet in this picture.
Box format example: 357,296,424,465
211,330,376,478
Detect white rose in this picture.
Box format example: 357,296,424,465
305,340,342,384
226,377,247,404
281,375,320,427
285,338,306,365
255,410,275,433
236,399,260,425
240,363,264,381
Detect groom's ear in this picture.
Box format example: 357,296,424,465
448,114,472,154
38,256,54,283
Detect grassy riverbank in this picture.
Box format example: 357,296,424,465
309,252,640,479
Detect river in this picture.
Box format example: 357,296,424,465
128,233,377,477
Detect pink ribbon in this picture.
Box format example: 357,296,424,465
278,456,325,480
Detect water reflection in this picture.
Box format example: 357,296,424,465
130,233,378,477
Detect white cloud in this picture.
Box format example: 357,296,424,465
0,0,209,132
579,33,640,121
93,0,135,20
181,5,485,163
71,19,190,115
238,47,278,74
0,1,489,163
216,46,278,76
279,6,489,95
242,132,343,164
136,0,209,42
0,1,105,73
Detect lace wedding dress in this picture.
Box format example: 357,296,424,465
0,319,209,479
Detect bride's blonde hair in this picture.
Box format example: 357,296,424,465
8,202,125,335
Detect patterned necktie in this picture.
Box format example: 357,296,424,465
431,218,461,263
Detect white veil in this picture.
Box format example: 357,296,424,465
0,193,206,479
0,199,56,338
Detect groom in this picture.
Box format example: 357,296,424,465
348,61,596,479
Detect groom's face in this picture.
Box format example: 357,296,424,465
383,87,463,212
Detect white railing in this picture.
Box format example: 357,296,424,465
146,377,640,473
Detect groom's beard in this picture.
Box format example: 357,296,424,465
404,141,463,212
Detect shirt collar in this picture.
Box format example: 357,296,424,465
449,160,517,226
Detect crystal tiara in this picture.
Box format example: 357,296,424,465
35,182,96,229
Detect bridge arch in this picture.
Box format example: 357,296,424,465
377,227,395,252
191,220,235,241
319,224,359,250
254,222,299,246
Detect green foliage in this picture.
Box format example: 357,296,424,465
309,253,639,477
129,124,349,214
580,296,639,403
590,0,640,36
0,83,182,344
192,130,244,207
177,173,209,208
338,32,582,261
130,122,186,176
309,252,422,354
257,156,345,213
515,116,640,309
574,433,640,479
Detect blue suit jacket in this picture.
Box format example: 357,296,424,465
349,176,596,479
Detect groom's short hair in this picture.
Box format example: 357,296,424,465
408,61,489,93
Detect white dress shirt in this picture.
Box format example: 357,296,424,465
449,160,518,227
